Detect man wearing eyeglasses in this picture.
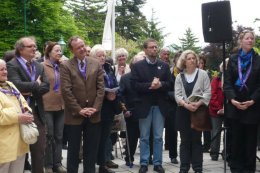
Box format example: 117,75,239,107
7,36,50,173
131,38,173,173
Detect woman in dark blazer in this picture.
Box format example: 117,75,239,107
90,45,121,173
224,30,260,173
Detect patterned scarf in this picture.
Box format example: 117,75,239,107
235,49,253,91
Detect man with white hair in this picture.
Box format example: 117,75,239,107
159,47,171,65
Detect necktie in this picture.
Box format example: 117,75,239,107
80,61,84,69
26,61,32,74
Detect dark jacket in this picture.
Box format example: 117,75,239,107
101,62,121,121
119,72,140,121
131,58,173,119
7,57,49,124
224,50,260,124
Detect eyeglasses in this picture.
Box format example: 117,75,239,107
23,45,37,49
147,46,158,49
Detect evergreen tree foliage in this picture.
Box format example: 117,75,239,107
115,0,148,41
169,28,201,54
66,0,106,45
145,9,167,48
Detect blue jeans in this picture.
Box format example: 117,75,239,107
139,106,165,166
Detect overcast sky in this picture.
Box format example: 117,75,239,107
141,0,260,47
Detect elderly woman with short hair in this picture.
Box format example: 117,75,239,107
0,59,34,173
90,45,121,173
114,48,131,82
174,50,211,173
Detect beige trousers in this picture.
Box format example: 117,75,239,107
0,154,26,173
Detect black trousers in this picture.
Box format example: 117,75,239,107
179,128,203,172
67,119,101,173
202,131,211,151
97,121,113,166
30,113,46,173
165,114,178,159
229,119,258,173
124,120,140,162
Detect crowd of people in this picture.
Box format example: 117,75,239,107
0,29,260,173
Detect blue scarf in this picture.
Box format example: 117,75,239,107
235,49,253,90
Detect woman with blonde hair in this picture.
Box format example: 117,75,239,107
175,50,211,173
224,30,260,173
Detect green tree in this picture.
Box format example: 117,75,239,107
0,0,82,57
65,0,106,45
145,9,167,47
169,28,201,53
115,0,148,41
115,33,141,61
0,1,26,56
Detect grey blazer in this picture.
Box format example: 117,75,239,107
7,57,50,124
174,68,211,105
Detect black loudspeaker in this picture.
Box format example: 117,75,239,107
202,1,232,43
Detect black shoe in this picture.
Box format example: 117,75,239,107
179,171,188,173
154,165,165,173
99,166,115,173
106,160,118,169
24,160,31,170
171,158,179,164
211,156,218,161
139,165,148,173
195,171,202,173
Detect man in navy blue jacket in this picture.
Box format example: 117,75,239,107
131,38,173,173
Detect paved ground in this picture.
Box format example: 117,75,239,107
25,134,260,173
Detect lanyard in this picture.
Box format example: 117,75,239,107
238,56,252,91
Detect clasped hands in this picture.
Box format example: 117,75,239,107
18,112,34,124
149,77,161,89
182,100,202,112
231,99,254,110
79,107,97,117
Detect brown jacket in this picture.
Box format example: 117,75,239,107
60,57,104,124
42,60,64,111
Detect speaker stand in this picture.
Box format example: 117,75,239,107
222,41,228,173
